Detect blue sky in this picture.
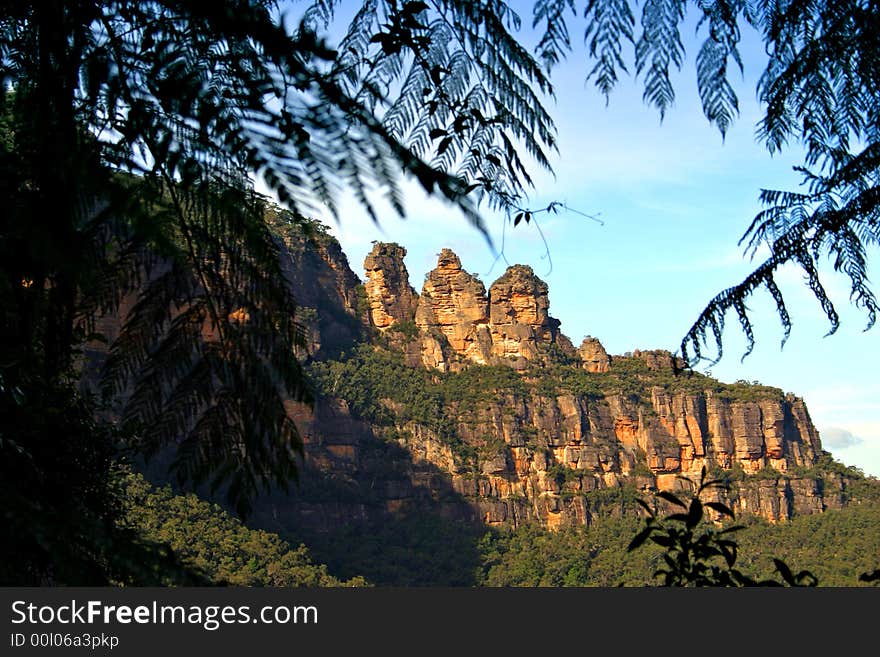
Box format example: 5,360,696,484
289,3,880,477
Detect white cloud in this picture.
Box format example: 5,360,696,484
820,427,864,450
814,419,880,477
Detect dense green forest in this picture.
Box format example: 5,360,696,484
479,487,880,587
117,470,366,586
311,342,788,415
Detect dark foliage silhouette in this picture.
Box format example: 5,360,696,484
627,467,819,586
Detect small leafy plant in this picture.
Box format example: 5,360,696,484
628,467,818,587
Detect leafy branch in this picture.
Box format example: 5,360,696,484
628,467,818,586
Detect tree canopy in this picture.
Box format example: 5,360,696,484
525,0,880,364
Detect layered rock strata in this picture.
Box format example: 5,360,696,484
89,230,852,534
268,382,842,534
257,243,845,529
414,248,493,369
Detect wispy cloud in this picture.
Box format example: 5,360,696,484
820,427,864,450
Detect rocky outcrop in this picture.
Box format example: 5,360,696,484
363,242,418,330
578,337,611,373
370,246,582,371
414,248,492,370
646,390,821,476
271,379,846,534
268,215,363,358
487,264,576,367
82,216,365,377
630,349,686,371
239,242,837,528
451,387,828,525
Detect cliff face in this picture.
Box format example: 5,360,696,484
276,378,834,533
267,214,364,358
90,230,855,534
84,214,364,367
252,242,856,533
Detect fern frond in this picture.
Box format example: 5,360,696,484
533,0,577,70
635,0,687,118
584,0,635,99
327,1,557,213
694,0,745,136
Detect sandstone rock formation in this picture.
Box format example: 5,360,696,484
91,227,857,537
414,248,492,370
487,264,576,367
363,242,418,330
257,241,846,529
364,245,585,371
578,337,611,372
269,379,841,535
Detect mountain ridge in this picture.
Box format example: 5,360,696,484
254,227,868,535
85,214,874,541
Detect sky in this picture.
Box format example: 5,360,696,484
284,3,880,477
